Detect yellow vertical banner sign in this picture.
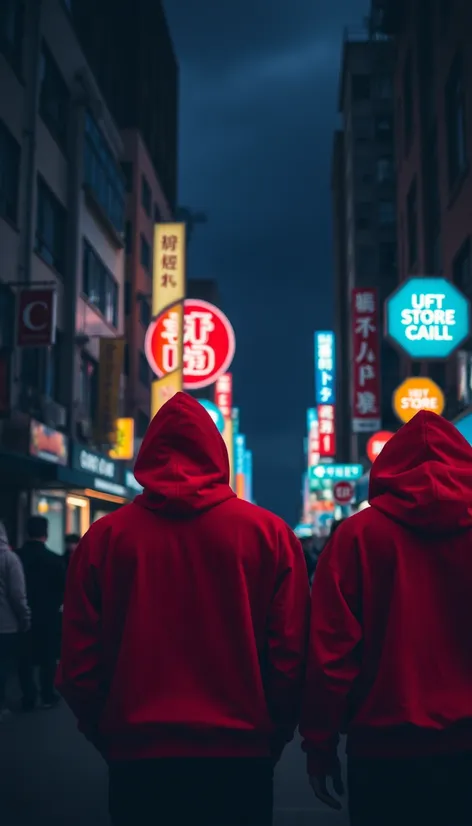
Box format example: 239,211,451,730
109,417,135,460
150,223,186,418
96,337,125,446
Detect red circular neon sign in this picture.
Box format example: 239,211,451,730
366,431,394,463
145,299,236,390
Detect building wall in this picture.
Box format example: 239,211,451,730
392,0,472,415
334,35,399,463
0,0,125,438
121,129,173,437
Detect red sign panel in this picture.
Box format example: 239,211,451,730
333,481,355,505
317,404,336,458
215,373,232,419
145,299,236,391
17,288,56,347
351,289,381,433
366,430,394,463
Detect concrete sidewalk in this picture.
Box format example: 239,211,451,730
0,700,348,826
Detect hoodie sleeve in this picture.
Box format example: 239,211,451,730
6,552,30,631
264,527,310,751
56,530,107,741
300,525,362,775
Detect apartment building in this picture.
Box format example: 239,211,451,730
0,0,132,549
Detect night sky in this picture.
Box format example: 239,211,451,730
164,0,368,525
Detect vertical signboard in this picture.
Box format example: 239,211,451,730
96,337,125,446
351,288,381,433
315,332,337,458
307,408,320,469
215,373,232,418
16,288,57,346
232,407,240,435
150,223,186,417
243,449,253,502
318,404,336,458
235,433,246,499
314,332,336,405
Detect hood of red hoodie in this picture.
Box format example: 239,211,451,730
369,410,472,534
134,392,236,517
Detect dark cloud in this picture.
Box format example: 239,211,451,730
164,0,369,523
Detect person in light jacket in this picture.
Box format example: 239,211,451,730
0,521,30,721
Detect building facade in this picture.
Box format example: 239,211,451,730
333,31,399,464
120,130,173,441
375,0,472,419
0,0,136,549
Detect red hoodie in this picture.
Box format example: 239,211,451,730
57,392,309,761
300,410,472,775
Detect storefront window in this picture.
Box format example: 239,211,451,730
31,492,65,555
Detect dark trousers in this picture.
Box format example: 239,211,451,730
18,627,57,706
108,757,274,826
348,753,472,826
0,633,18,709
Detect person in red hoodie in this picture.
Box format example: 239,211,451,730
300,410,472,826
57,392,310,826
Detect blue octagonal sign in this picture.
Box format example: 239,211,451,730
385,277,470,359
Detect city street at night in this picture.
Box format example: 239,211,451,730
0,701,348,826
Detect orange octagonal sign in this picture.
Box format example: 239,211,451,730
393,377,445,424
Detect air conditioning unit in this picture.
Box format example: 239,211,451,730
40,397,67,430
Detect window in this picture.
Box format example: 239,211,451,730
153,202,161,223
140,233,151,271
376,156,394,183
121,162,133,193
35,177,66,274
39,42,69,149
354,116,373,144
141,174,151,216
375,115,393,142
0,119,20,224
137,409,150,438
445,53,467,187
403,50,414,149
83,112,125,234
139,352,150,387
453,238,471,301
352,75,370,102
82,239,119,327
140,298,151,328
379,242,396,276
373,75,393,100
356,245,376,277
407,179,418,266
379,200,396,226
0,0,24,72
355,203,372,232
125,220,132,254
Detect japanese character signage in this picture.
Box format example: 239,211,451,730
317,404,336,458
146,299,236,391
309,463,363,490
307,409,320,469
385,277,470,359
314,331,336,405
215,373,233,419
150,223,187,416
351,288,381,433
235,433,246,499
96,337,125,446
